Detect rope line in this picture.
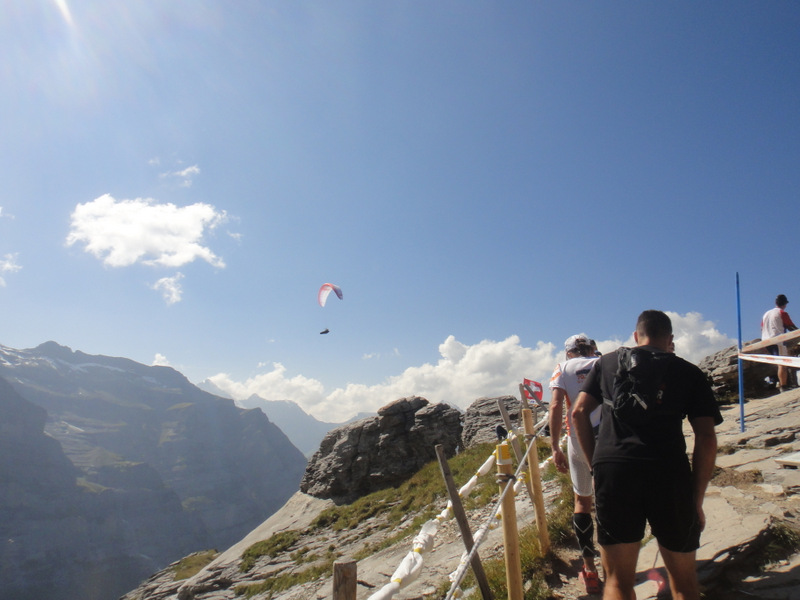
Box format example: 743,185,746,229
444,438,550,600
365,415,557,600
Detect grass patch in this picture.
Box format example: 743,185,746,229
237,437,561,597
182,496,212,511
234,548,341,598
703,520,800,600
758,521,800,568
717,443,738,455
540,462,574,548
168,402,194,411
76,478,108,493
240,530,300,572
717,442,757,455
171,550,218,580
234,561,333,598
462,524,552,600
710,466,763,487
447,459,573,600
310,442,500,536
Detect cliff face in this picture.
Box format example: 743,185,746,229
0,342,307,600
0,375,206,600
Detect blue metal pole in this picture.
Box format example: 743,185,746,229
736,272,745,432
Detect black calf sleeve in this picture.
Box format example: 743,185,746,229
573,512,596,558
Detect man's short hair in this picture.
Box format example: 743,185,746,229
777,294,789,307
636,310,672,341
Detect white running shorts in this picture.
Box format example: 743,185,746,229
567,434,594,498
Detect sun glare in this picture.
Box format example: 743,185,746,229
53,0,74,27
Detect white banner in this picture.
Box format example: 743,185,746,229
738,353,800,368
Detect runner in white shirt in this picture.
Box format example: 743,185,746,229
761,294,798,392
549,334,602,594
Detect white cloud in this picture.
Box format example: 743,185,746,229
209,335,556,422
66,193,227,269
208,363,326,410
152,273,184,304
666,311,736,364
152,353,171,367
0,253,22,287
161,164,200,187
205,311,736,423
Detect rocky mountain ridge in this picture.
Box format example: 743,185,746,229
196,381,370,458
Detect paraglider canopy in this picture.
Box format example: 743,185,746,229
317,283,343,307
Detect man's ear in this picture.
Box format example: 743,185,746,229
633,331,640,345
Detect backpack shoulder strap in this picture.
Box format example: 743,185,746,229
602,347,632,407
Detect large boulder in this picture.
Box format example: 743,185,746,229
299,397,462,503
461,395,525,448
697,342,794,399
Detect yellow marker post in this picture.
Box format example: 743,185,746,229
496,441,523,600
522,408,550,554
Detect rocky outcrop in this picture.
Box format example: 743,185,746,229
300,396,461,502
461,395,523,448
697,342,791,398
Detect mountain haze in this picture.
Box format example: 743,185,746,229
238,397,339,457
0,342,307,600
198,379,373,457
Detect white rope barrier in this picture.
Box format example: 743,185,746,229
443,437,554,600
738,352,800,368
365,451,498,600
365,422,557,600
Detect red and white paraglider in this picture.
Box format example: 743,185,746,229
317,283,343,307
318,283,343,334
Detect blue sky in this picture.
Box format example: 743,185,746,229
1,1,798,421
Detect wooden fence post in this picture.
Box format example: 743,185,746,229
435,444,494,599
496,441,523,600
522,408,550,554
333,560,357,600
497,400,537,511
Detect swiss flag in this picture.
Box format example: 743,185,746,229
522,379,543,403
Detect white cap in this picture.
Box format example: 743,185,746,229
564,334,590,353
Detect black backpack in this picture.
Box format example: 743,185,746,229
604,347,677,427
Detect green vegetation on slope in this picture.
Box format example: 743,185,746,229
235,437,570,598
171,550,219,581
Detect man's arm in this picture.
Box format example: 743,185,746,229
689,416,718,531
782,310,798,331
549,388,568,473
572,391,601,467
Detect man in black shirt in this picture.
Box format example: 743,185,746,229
572,310,721,600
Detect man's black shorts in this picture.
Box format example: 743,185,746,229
593,460,701,553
